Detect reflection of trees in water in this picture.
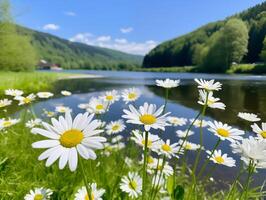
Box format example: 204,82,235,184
148,80,266,128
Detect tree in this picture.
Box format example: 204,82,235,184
260,36,266,63
0,0,37,71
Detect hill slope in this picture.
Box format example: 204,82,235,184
143,2,266,68
17,26,143,70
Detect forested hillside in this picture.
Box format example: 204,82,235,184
17,26,143,70
143,2,266,71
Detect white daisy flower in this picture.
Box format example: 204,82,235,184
5,89,23,97
121,88,141,104
198,90,225,110
86,97,108,114
111,142,125,150
15,94,36,105
206,149,236,167
37,92,54,99
155,79,180,88
120,172,142,198
131,130,160,152
157,139,182,158
208,121,244,142
122,102,170,131
31,112,106,172
152,175,166,193
26,118,42,129
74,183,105,200
0,99,12,108
125,157,133,167
176,130,194,138
167,117,187,126
231,136,266,168
190,119,208,128
61,90,72,96
43,109,55,118
149,158,173,176
100,90,120,104
179,140,200,151
24,187,52,200
0,118,20,130
111,135,123,143
106,120,125,135
55,106,72,113
194,78,222,91
251,122,266,139
238,112,261,122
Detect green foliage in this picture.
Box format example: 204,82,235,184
0,0,37,72
260,36,266,62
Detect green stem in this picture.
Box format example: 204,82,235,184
142,131,149,200
150,157,161,199
242,160,255,200
152,155,166,200
80,158,92,200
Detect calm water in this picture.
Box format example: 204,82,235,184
23,70,266,187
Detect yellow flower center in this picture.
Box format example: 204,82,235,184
34,194,44,200
147,156,154,164
162,144,172,152
0,103,5,107
139,114,156,125
112,125,120,131
207,99,215,105
59,129,84,148
216,128,230,137
215,156,224,164
96,104,104,110
129,180,137,190
185,144,192,150
128,93,136,100
106,95,113,100
85,193,94,200
141,139,152,147
157,165,163,170
260,131,266,138
3,121,12,127
23,97,31,104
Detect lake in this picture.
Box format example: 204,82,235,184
23,70,266,187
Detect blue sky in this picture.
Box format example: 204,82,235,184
12,0,265,55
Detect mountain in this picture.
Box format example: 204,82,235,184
16,26,143,70
143,2,266,68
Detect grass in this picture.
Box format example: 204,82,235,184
135,66,195,73
227,64,266,74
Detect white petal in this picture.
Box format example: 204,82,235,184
32,140,60,148
68,147,78,172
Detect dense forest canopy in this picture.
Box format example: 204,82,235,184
143,2,266,72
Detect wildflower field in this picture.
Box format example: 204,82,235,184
0,78,266,200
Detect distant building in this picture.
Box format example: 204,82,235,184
38,59,63,70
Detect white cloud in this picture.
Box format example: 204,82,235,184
120,27,133,34
43,24,60,31
64,11,76,16
69,33,157,55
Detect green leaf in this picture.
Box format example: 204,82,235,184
173,185,184,200
166,175,174,195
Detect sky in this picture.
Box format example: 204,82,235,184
11,0,265,55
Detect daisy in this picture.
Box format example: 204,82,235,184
149,158,173,176
37,92,54,99
125,157,133,167
167,116,187,126
190,119,208,128
198,90,225,110
86,97,108,114
26,118,42,129
231,136,266,168
131,130,160,152
111,142,125,150
43,109,55,118
176,130,194,138
238,112,261,122
120,172,142,198
106,120,125,135
55,106,72,113
122,102,170,131
194,78,222,91
0,99,12,108
157,139,182,158
206,149,236,167
15,94,36,105
31,112,106,171
155,79,180,88
208,121,244,142
61,90,72,96
111,135,123,143
100,90,120,104
24,187,52,200
179,140,200,151
251,122,266,139
0,118,20,130
74,183,105,200
5,89,23,97
121,88,141,104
